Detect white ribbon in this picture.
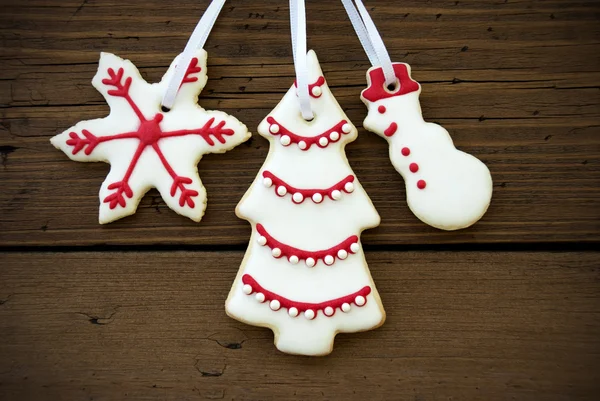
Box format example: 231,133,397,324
340,0,396,87
162,0,227,110
290,0,314,120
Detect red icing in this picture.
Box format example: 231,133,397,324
384,122,398,137
401,147,410,156
362,63,420,102
378,105,386,114
409,163,419,173
266,117,350,150
256,223,359,266
417,180,427,189
242,274,371,317
181,57,201,86
262,171,355,203
67,62,234,210
294,76,326,98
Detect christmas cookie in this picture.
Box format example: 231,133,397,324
226,51,385,356
361,63,493,230
51,50,250,224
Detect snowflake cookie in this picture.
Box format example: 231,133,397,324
51,50,250,224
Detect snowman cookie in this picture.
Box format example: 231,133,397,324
361,63,493,230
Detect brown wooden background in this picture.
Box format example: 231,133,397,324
1,0,599,400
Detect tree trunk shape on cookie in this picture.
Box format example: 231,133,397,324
226,51,385,356
360,63,493,230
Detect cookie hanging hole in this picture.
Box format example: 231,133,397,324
301,111,316,123
161,105,171,113
387,81,398,92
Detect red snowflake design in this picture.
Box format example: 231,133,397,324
65,58,235,210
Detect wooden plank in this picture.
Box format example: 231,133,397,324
0,251,598,400
1,0,599,246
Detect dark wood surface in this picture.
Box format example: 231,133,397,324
1,0,599,400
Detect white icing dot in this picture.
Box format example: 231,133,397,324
337,249,348,260
280,135,291,146
355,296,366,306
324,255,334,265
289,255,299,264
277,186,287,196
344,182,354,193
263,177,273,187
306,257,316,267
350,242,360,253
304,309,316,320
342,123,352,133
324,306,334,316
331,189,341,200
329,131,340,141
319,137,328,147
270,300,281,311
341,303,351,313
312,193,323,203
242,284,253,295
255,292,266,303
298,141,307,150
272,247,282,257
288,307,299,317
257,235,267,246
292,192,304,203
311,86,322,97
269,124,280,134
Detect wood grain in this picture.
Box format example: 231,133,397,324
1,0,599,246
0,251,599,400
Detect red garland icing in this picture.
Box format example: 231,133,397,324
266,117,350,150
294,76,326,98
362,63,420,102
66,59,236,210
256,223,359,266
262,170,355,204
242,274,371,317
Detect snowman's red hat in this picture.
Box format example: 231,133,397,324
361,63,420,102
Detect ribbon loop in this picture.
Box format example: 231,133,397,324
162,0,227,110
290,0,314,121
340,0,396,88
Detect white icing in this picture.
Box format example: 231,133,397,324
312,86,322,97
293,192,304,203
289,255,299,264
324,255,334,265
272,248,282,257
344,182,354,193
257,235,267,246
337,249,348,260
331,190,341,200
312,193,323,203
350,242,360,253
341,303,351,313
50,50,249,224
255,293,265,303
361,62,493,230
242,284,253,295
270,300,281,311
270,124,280,134
319,137,329,146
355,295,366,306
304,310,316,320
324,306,334,316
280,135,291,146
263,177,273,188
330,131,340,141
226,50,385,356
277,186,287,196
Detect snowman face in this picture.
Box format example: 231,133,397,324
363,92,422,139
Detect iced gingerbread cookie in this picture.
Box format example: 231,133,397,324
51,50,250,224
361,63,493,230
226,50,385,356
